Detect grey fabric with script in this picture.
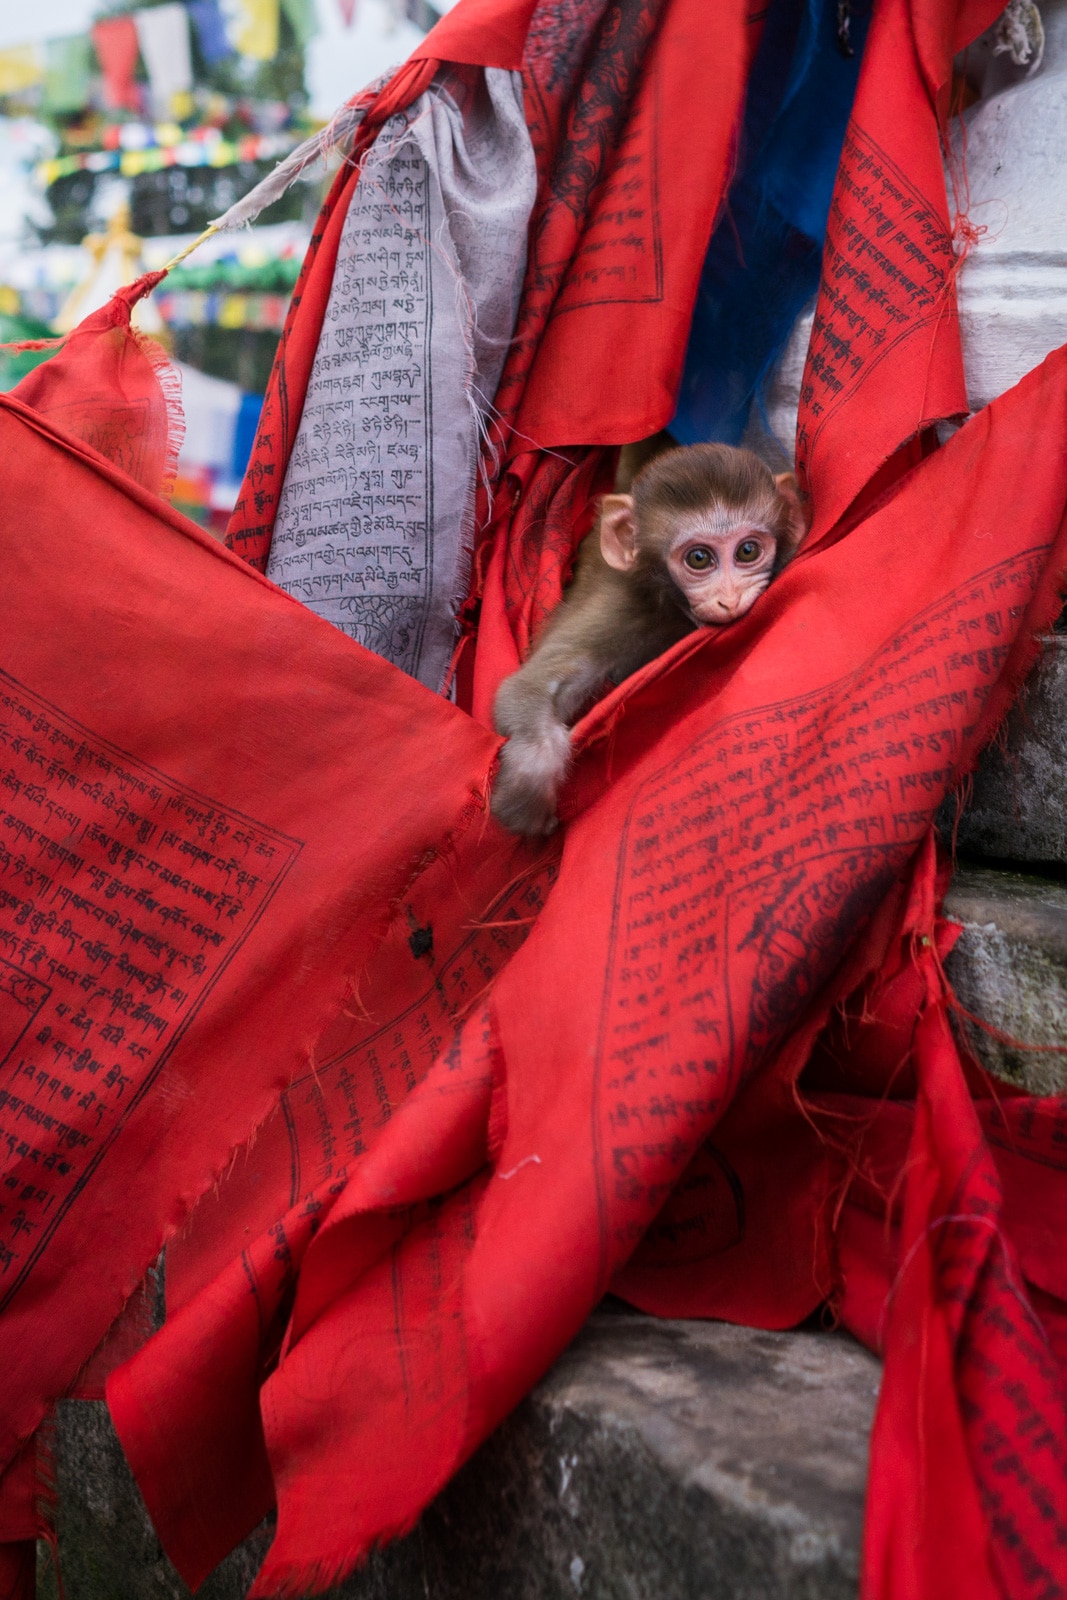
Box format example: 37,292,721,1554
266,66,535,691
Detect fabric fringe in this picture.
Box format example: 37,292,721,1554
132,328,186,503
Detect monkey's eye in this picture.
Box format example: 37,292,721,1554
684,546,716,572
735,538,764,564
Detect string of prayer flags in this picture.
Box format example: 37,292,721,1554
156,288,291,330
91,16,142,113
36,129,298,191
41,35,95,116
133,4,194,119
187,0,236,63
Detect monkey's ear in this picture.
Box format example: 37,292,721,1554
774,471,810,559
599,495,638,571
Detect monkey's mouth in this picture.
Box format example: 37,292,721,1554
688,590,766,628
688,606,749,628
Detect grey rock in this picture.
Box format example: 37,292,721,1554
951,634,1067,864
45,1314,879,1600
944,865,1067,1092
39,1397,272,1600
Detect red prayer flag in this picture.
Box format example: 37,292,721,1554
91,15,142,115
795,0,1004,536
12,276,179,500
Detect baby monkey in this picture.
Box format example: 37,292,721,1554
491,442,807,836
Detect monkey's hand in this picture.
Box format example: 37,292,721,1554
490,723,570,836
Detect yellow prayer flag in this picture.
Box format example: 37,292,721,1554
231,0,279,59
218,294,249,328
0,44,44,94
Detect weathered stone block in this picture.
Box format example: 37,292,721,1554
948,636,1067,864
944,865,1067,1092
45,1314,879,1600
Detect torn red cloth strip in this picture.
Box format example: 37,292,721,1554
800,851,1067,1599
795,0,1004,538
495,0,752,450
618,828,1067,1598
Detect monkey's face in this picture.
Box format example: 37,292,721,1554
661,513,778,626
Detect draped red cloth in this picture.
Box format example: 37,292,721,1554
2,0,1066,1597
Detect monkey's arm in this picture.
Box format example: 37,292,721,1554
491,555,681,836
491,628,607,836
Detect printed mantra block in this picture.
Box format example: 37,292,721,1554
798,122,957,456
0,671,298,1299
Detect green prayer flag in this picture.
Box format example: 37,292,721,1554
279,0,317,47
42,34,94,115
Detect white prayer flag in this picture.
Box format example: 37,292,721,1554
133,3,193,118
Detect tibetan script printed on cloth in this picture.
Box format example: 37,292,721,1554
265,66,535,691
0,669,298,1295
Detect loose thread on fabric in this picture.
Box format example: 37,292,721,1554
941,770,974,868
340,975,374,1025
467,853,558,934
908,85,992,438
792,925,944,1255
498,1154,541,1180
206,77,391,236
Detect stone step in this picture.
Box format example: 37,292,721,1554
944,864,1067,1093
946,635,1067,866
43,1314,879,1600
